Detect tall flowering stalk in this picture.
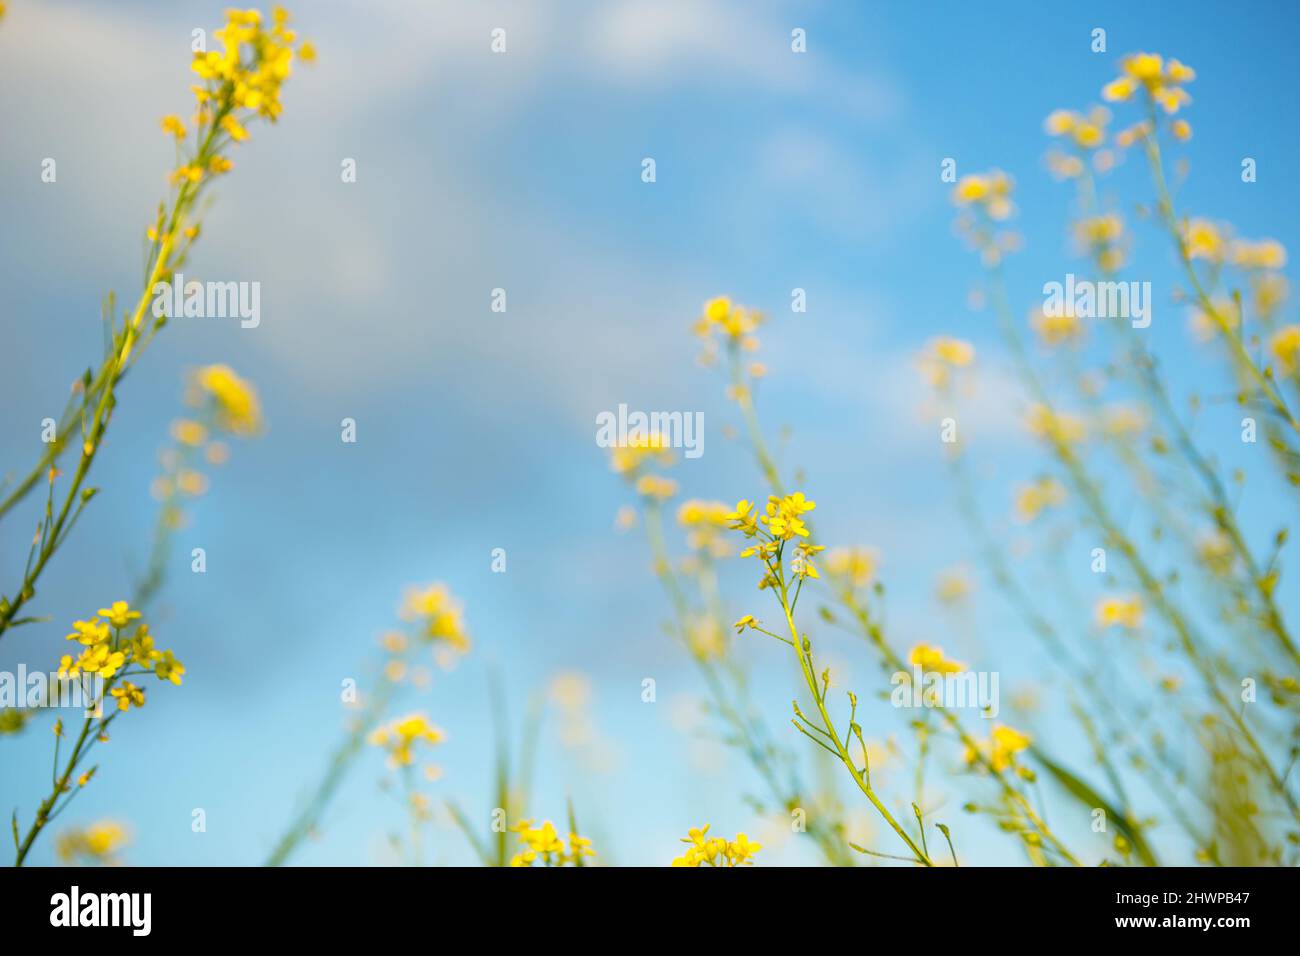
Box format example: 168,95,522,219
0,7,313,640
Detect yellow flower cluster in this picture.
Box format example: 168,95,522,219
57,602,184,709
964,724,1032,773
1024,403,1086,447
917,335,975,389
693,296,763,351
1013,477,1066,523
951,170,1014,221
1102,53,1194,113
671,824,761,867
1043,106,1110,151
400,583,471,655
907,643,966,674
1095,595,1144,630
189,364,263,437
726,494,822,591
824,546,879,590
368,712,445,768
55,821,129,865
1270,325,1300,375
509,819,596,867
609,431,673,476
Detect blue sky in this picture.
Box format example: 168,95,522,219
1,0,1298,866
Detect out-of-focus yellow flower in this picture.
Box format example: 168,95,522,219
1270,325,1300,375
160,114,187,139
1096,595,1144,630
677,499,732,555
1231,239,1287,271
693,296,763,345
917,336,975,388
635,474,678,500
1013,477,1066,522
1031,306,1083,347
825,547,879,590
1188,297,1239,343
1171,119,1192,141
192,364,263,435
609,432,672,475
1101,404,1146,439
1182,219,1224,261
935,567,971,605
952,170,1015,220
400,583,471,654
671,823,761,867
964,724,1032,772
368,712,445,768
56,821,129,865
170,419,208,446
1025,404,1086,446
1196,530,1234,576
908,643,966,674
1114,121,1152,148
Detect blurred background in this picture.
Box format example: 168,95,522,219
1,0,1297,865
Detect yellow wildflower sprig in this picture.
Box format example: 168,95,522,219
509,817,596,867
15,602,183,866
266,582,470,866
670,824,761,867
725,492,935,866
0,7,313,641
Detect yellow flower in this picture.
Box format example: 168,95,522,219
1182,219,1223,261
160,114,187,139
193,364,263,435
369,712,446,767
917,336,975,388
400,583,471,653
761,493,815,541
636,474,678,500
1270,325,1300,375
154,649,186,685
1123,52,1164,82
1043,109,1077,135
56,821,129,865
1197,530,1234,576
170,419,208,446
1171,119,1192,141
1031,307,1082,347
97,601,141,629
61,643,126,680
1231,239,1287,271
824,547,879,589
1096,595,1144,630
66,619,110,646
1013,477,1066,522
952,170,1014,220
964,724,1032,772
671,824,761,867
609,431,673,475
1025,404,1086,446
908,643,966,674
111,682,146,711
1101,76,1138,102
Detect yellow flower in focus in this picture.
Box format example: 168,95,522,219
66,619,110,646
671,824,761,867
98,601,141,629
908,643,966,674
110,682,147,712
1096,595,1144,630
